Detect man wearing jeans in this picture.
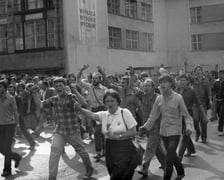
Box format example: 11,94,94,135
0,80,22,177
140,75,193,180
33,77,93,180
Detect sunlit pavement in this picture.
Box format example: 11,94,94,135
0,120,224,180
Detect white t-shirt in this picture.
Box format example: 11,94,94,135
96,107,137,137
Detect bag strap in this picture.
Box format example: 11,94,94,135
92,86,103,106
121,109,128,131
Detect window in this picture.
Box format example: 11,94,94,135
0,0,6,15
0,25,7,52
190,7,201,24
125,0,137,18
141,3,152,21
126,30,138,49
14,0,22,11
26,0,44,10
109,27,121,49
15,23,24,50
142,32,153,51
47,19,56,47
192,34,201,51
24,19,46,49
107,0,120,14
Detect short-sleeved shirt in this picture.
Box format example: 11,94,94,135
96,107,137,138
0,93,17,125
43,93,80,136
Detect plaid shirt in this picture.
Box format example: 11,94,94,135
43,93,80,136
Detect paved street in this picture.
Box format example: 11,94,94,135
0,120,224,180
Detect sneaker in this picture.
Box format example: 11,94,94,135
201,139,207,143
137,169,148,177
1,171,11,177
83,167,94,179
175,174,185,180
218,131,224,136
15,155,22,168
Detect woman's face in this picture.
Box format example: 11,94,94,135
104,95,119,114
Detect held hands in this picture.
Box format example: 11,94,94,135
74,102,82,112
186,124,193,135
138,126,148,137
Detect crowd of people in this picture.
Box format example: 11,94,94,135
0,64,223,180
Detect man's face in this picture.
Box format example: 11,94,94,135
195,67,203,77
0,84,6,96
92,75,100,86
121,78,129,89
219,72,224,81
179,78,188,88
159,80,171,94
54,82,66,96
143,81,153,94
8,87,15,96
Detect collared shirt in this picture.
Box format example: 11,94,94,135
0,92,17,125
143,91,193,137
43,93,80,136
79,80,107,108
176,86,201,111
97,107,137,138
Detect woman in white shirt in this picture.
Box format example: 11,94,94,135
74,89,137,180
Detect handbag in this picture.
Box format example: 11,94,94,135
121,109,144,167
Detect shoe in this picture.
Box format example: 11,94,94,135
1,171,11,177
184,152,193,157
218,131,224,136
195,136,199,142
137,169,148,177
15,155,22,168
83,167,94,179
201,139,207,143
175,174,185,180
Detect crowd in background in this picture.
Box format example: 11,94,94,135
0,63,223,180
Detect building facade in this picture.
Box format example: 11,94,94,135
0,0,223,75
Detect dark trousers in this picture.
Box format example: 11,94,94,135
217,101,224,132
162,135,184,180
193,106,207,140
92,107,105,155
94,123,104,154
0,124,21,173
19,115,35,147
178,116,195,158
105,139,135,180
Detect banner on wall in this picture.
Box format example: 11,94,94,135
78,0,97,43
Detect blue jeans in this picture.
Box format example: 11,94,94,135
49,132,92,179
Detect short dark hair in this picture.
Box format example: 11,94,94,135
219,70,224,74
53,77,67,85
0,80,8,89
103,89,121,105
158,74,174,84
194,65,203,72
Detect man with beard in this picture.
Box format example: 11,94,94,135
140,74,193,180
77,65,107,162
138,78,166,177
32,77,93,180
177,74,207,161
0,80,22,177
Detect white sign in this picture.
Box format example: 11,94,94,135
78,0,97,43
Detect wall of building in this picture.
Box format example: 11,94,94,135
189,0,224,71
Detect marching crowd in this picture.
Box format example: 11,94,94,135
0,64,223,180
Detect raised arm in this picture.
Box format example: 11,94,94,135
77,64,91,90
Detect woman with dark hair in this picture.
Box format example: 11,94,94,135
74,89,138,180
